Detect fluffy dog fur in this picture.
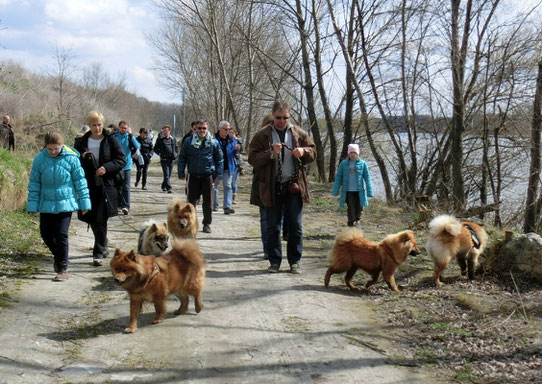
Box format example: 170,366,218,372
426,214,488,287
167,198,198,239
137,220,169,256
324,228,420,293
110,239,206,333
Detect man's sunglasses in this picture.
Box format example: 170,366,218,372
274,116,290,120
197,127,207,130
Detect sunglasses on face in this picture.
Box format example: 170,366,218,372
197,127,207,131
274,116,290,120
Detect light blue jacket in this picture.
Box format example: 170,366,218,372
27,145,91,213
114,132,140,170
332,158,374,207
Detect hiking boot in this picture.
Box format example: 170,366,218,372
167,189,173,194
53,270,69,282
142,186,147,190
267,264,280,273
202,224,211,233
121,208,129,215
93,257,103,266
224,207,235,214
162,187,167,192
290,263,301,274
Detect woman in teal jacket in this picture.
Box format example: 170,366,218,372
27,131,91,281
332,144,374,227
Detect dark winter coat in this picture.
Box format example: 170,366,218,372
136,135,154,162
74,131,126,220
248,124,316,207
154,135,178,161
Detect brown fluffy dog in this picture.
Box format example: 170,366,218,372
324,228,420,293
110,239,206,333
137,220,169,256
167,198,198,239
426,214,488,287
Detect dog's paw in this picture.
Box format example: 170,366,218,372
124,326,137,333
152,318,163,324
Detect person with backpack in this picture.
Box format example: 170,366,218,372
154,125,178,193
135,127,153,190
114,120,140,214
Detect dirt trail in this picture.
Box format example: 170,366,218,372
0,163,434,383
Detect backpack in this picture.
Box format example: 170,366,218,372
128,134,144,165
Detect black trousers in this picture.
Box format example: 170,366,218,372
188,175,213,225
135,158,150,187
40,212,72,272
346,191,362,226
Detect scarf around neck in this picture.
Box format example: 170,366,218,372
191,131,213,149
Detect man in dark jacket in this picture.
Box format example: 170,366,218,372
1,115,15,151
178,119,223,233
153,125,178,193
248,100,316,274
74,111,126,266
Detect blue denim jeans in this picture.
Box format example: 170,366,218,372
118,169,131,210
213,169,233,209
259,206,269,256
265,188,303,267
160,160,173,191
40,212,72,272
232,166,239,195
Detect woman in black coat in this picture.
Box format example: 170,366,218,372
74,111,126,266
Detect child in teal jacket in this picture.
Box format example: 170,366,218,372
27,131,91,281
332,143,374,227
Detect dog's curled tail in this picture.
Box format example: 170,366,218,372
327,228,364,261
429,214,462,237
171,239,206,267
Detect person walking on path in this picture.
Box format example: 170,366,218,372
27,130,91,281
114,120,140,214
135,127,153,190
332,143,374,227
248,100,316,274
154,125,178,193
178,119,223,233
1,115,15,151
74,111,126,266
231,127,243,205
213,120,239,214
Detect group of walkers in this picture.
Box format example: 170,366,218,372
24,99,373,282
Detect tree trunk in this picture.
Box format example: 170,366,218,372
524,60,542,233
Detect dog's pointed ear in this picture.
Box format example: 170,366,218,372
400,232,412,243
114,248,121,257
128,250,137,260
163,222,168,228
151,223,157,232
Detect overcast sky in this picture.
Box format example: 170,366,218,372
0,0,173,104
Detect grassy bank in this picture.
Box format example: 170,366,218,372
0,149,46,308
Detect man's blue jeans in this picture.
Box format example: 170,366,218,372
265,188,303,267
213,169,233,209
161,160,173,191
118,169,131,210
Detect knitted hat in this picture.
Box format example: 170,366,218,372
347,143,359,154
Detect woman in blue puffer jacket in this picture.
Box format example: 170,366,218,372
27,130,91,281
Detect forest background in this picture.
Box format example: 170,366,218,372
2,0,542,233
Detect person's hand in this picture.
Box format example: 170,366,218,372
271,143,282,156
235,144,240,150
81,210,89,215
95,166,106,176
291,147,304,158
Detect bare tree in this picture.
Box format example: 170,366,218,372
48,43,78,120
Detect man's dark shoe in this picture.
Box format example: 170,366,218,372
267,264,280,273
167,189,173,194
142,185,147,190
290,263,301,274
162,187,167,192
135,181,139,188
202,224,211,233
224,207,235,214
93,257,103,266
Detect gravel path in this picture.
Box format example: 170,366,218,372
0,163,434,383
